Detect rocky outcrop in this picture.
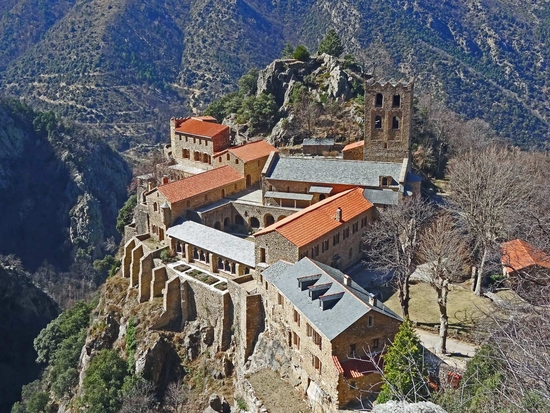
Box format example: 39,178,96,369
257,54,360,108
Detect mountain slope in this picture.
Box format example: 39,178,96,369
0,0,549,147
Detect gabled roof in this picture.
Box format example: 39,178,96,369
166,221,255,267
228,140,278,162
175,118,228,140
501,239,550,273
262,258,400,341
266,156,405,187
343,141,365,151
254,188,373,247
158,165,243,204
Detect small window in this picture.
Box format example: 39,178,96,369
278,293,284,307
375,93,383,107
218,156,222,162
293,332,300,349
343,228,350,239
226,153,230,160
306,323,313,337
349,343,356,357
368,315,374,327
265,281,268,291
361,217,368,228
153,202,158,212
205,140,208,146
260,248,266,263
381,177,389,186
333,233,340,246
373,338,380,349
235,158,239,164
321,239,330,252
312,355,322,373
348,248,353,259
352,222,359,233
193,137,196,144
392,94,401,108
375,115,382,130
293,309,301,326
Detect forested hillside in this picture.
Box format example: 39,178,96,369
0,98,131,296
0,0,548,147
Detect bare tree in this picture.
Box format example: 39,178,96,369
418,214,468,354
363,197,434,317
118,378,158,413
162,380,188,413
446,146,532,296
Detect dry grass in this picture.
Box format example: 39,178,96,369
383,281,496,335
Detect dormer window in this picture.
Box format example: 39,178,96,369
380,176,392,187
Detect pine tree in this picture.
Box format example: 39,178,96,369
377,318,430,403
293,45,310,61
317,29,344,57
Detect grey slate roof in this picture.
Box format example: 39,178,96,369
264,191,314,201
166,221,255,267
303,138,335,146
309,186,333,194
266,157,405,188
262,258,401,341
363,188,399,206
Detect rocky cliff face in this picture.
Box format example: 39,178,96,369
0,262,59,411
0,98,131,274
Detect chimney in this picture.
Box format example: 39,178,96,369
343,275,351,286
147,182,153,191
162,175,169,185
335,207,342,222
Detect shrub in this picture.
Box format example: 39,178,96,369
116,194,137,234
293,45,310,61
82,349,129,413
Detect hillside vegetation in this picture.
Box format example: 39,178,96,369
0,0,548,147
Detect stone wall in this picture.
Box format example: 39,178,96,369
175,268,233,352
343,144,364,160
228,276,265,362
255,207,374,270
196,200,294,232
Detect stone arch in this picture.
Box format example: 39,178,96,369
249,217,260,229
244,267,250,275
264,214,275,227
176,242,183,254
319,194,326,201
392,94,401,108
223,217,230,228
246,174,252,186
193,247,198,260
392,116,400,130
214,221,221,230
277,215,287,222
235,215,245,226
153,202,158,212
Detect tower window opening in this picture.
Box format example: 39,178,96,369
392,116,400,130
375,115,382,130
375,93,383,107
392,94,401,108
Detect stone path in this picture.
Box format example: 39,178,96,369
417,329,478,370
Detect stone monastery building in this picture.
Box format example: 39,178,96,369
123,80,417,411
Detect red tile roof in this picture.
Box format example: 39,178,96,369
501,239,550,273
343,141,364,151
159,165,244,204
175,118,228,141
254,188,373,247
332,355,381,378
229,140,278,162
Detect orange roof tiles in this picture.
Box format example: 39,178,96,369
159,165,244,204
192,116,217,122
343,141,364,151
332,355,381,378
254,188,373,247
229,140,278,162
501,239,550,273
175,118,228,141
